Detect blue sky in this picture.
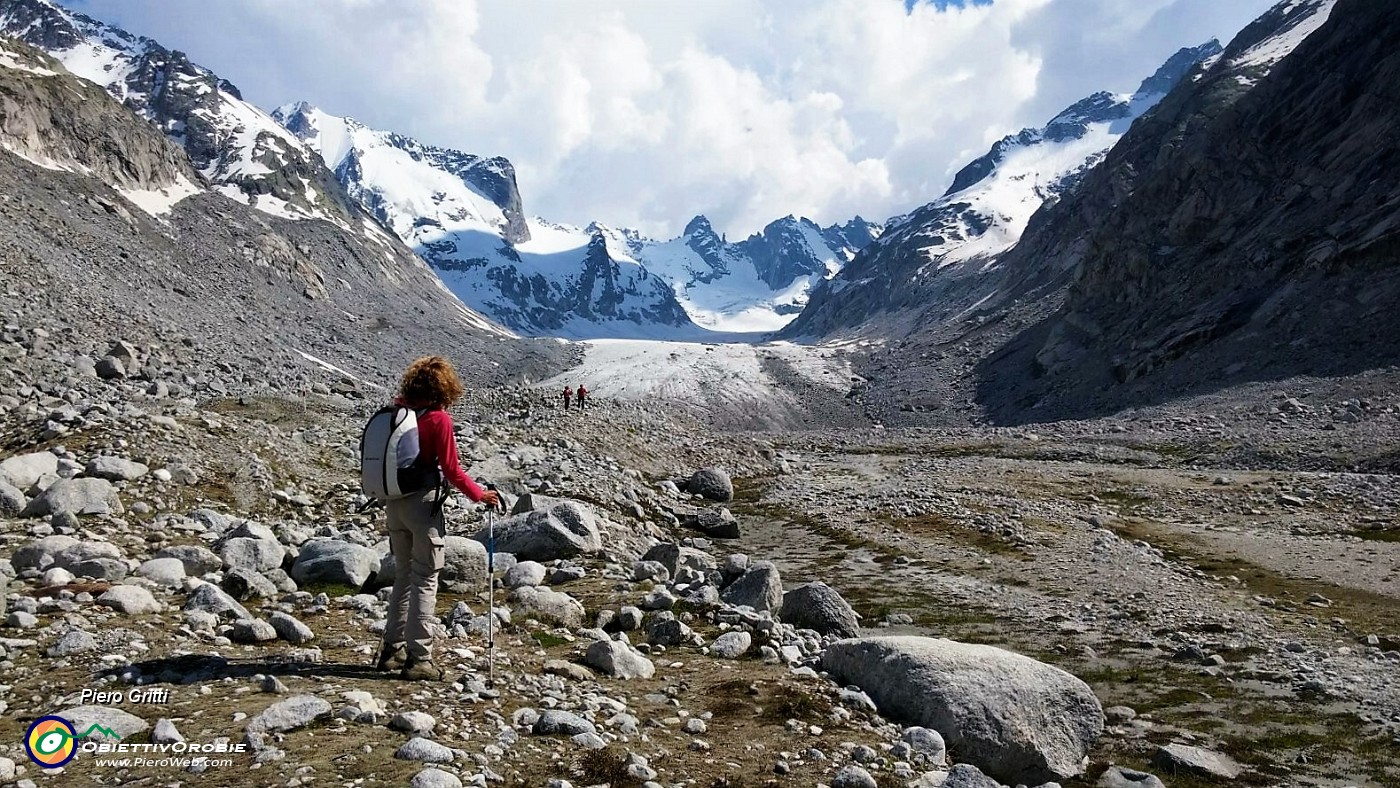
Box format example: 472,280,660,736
69,0,1276,238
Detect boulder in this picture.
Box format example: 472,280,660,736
96,585,163,615
10,534,81,572
943,763,1007,788
646,612,692,646
62,705,148,740
136,557,187,587
685,467,733,502
711,631,752,659
95,356,126,379
721,561,783,612
390,711,437,736
684,506,740,539
1151,744,1243,780
155,544,222,576
230,618,278,643
53,541,127,581
584,638,656,679
440,536,488,592
822,637,1104,784
641,543,717,576
903,726,948,766
504,560,547,589
831,765,878,788
183,582,252,620
246,695,332,734
508,586,585,628
85,457,150,481
1098,766,1166,788
780,582,861,638
395,736,454,763
290,538,380,589
476,500,601,561
631,560,670,583
23,477,123,517
219,537,285,574
268,611,315,644
410,768,462,788
0,451,58,490
0,479,26,516
220,567,278,601
48,628,98,657
532,709,596,736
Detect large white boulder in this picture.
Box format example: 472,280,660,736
822,637,1104,785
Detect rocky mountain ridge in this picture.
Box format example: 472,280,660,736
780,40,1223,341
0,0,359,224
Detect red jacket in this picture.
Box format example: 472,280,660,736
399,402,484,501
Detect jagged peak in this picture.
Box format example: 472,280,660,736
1134,39,1224,97
683,215,716,237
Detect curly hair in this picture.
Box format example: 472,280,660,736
399,356,464,409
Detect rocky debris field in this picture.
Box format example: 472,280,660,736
1,307,1399,788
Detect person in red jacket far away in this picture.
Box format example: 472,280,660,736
562,385,573,410
576,384,588,409
377,356,499,682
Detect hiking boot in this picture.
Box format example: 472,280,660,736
375,643,407,672
401,659,444,682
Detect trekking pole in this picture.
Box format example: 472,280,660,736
483,481,500,688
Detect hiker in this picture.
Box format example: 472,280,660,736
374,356,499,681
576,384,588,409
562,385,573,410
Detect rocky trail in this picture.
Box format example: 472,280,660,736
0,320,1398,788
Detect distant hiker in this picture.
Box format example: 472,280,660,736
563,385,573,410
362,356,499,681
576,384,588,409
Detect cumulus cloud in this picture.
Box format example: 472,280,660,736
72,0,1275,238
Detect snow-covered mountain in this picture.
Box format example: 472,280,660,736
0,0,356,224
780,40,1224,339
628,214,880,333
274,102,878,338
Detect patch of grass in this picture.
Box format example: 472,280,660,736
706,679,758,718
1356,528,1400,543
577,745,631,784
1106,517,1400,632
531,632,569,649
296,580,362,598
760,688,832,722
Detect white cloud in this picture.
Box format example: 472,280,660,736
72,0,1276,238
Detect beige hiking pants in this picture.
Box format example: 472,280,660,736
381,489,445,662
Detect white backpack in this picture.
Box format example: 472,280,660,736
360,405,435,501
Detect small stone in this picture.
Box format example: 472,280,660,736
268,611,315,644
711,631,752,659
532,710,596,736
831,764,879,788
230,619,278,643
246,695,332,734
152,719,185,744
48,628,98,657
389,711,437,736
410,768,463,788
395,736,454,763
96,585,163,615
1098,765,1166,788
1152,744,1243,780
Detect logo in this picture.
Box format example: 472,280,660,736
25,716,78,768
24,716,124,768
